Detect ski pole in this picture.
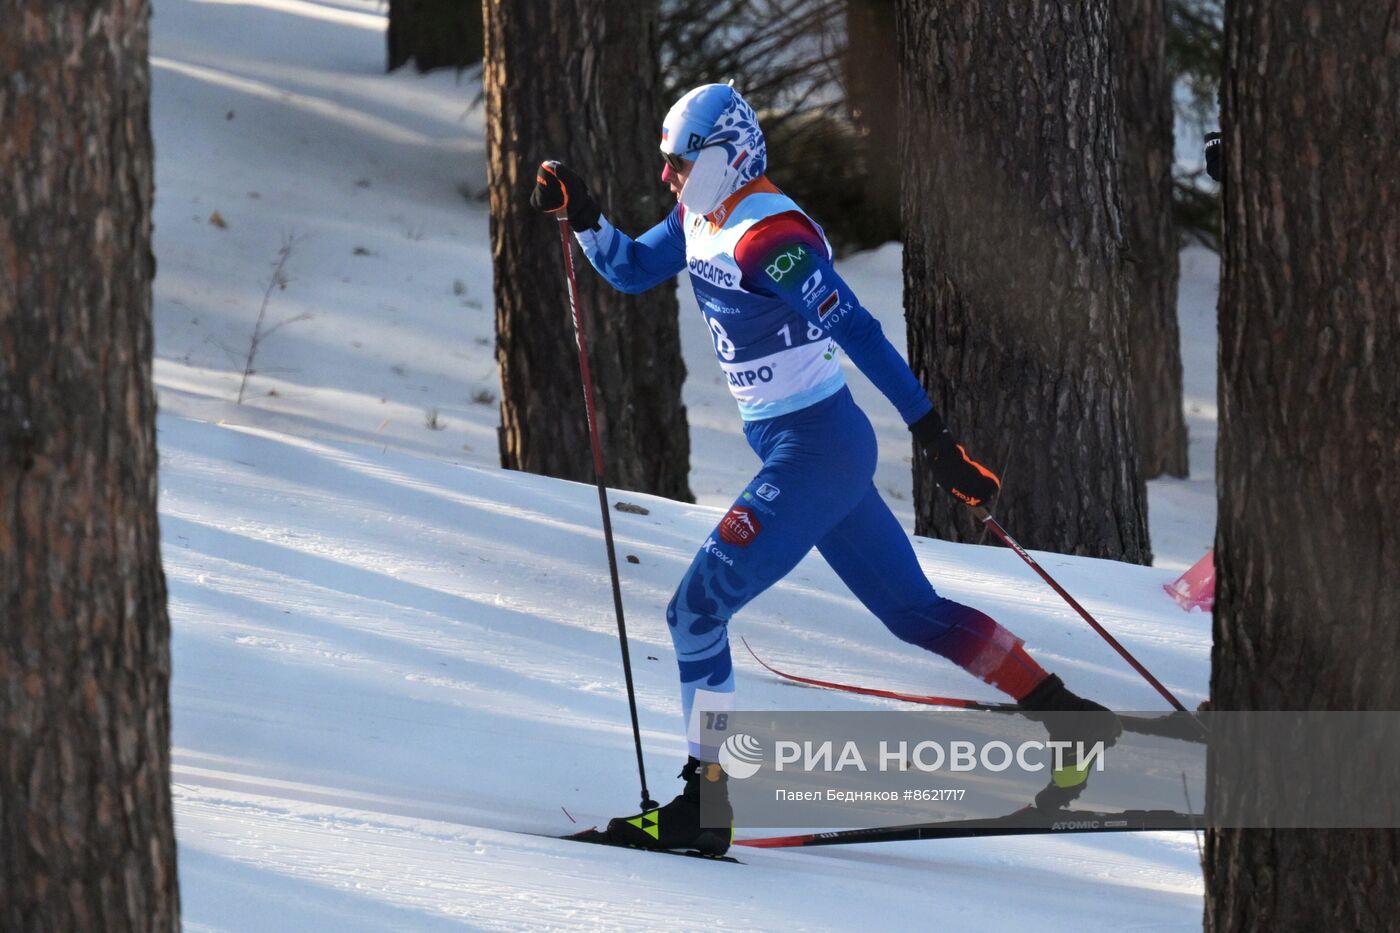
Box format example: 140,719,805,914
554,218,658,811
969,505,1190,713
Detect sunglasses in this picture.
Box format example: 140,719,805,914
662,151,692,173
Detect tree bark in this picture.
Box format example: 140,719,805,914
1117,0,1189,479
844,0,902,245
0,2,179,930
387,0,483,74
898,0,1152,563
1205,1,1400,929
486,0,693,501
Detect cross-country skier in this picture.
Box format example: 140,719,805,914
531,84,1121,856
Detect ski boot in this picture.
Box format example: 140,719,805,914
1017,674,1123,811
606,757,733,855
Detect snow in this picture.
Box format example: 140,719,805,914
163,418,1207,932
150,0,1219,928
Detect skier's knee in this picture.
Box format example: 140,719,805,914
667,588,730,652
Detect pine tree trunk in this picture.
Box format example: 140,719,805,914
1117,0,1189,480
1205,1,1400,928
387,0,483,73
898,0,1151,563
844,0,901,245
485,0,692,501
0,2,179,929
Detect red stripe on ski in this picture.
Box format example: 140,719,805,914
735,832,820,849
740,637,1010,711
736,808,1202,849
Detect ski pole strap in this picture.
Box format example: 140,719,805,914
969,506,1194,716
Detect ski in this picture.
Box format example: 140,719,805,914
740,637,1206,743
553,827,743,863
736,807,1201,849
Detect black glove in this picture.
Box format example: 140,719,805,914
911,409,1001,508
530,160,602,232
1204,132,1222,183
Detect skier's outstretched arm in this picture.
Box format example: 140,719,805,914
574,210,686,295
532,160,686,295
734,212,1001,507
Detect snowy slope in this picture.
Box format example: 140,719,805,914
151,0,496,462
146,1,1217,929
164,415,1206,932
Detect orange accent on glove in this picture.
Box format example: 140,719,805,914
535,162,569,214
